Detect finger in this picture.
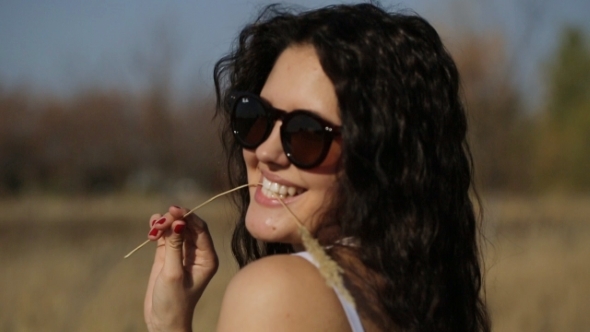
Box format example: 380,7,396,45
147,213,167,270
168,205,188,220
161,219,187,279
185,213,214,253
149,213,162,227
149,214,167,265
145,215,167,318
183,216,218,282
147,213,167,269
168,206,217,271
148,213,173,240
147,205,185,242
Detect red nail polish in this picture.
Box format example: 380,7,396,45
151,219,156,226
173,224,185,234
156,217,166,225
149,228,159,236
172,205,180,209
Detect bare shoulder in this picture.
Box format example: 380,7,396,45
217,254,351,332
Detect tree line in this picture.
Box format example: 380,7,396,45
0,26,588,195
0,87,223,194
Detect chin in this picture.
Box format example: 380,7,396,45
245,208,301,244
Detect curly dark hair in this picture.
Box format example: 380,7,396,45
213,3,489,331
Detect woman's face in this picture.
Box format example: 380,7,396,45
243,44,341,249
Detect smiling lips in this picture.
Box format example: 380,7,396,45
261,176,305,199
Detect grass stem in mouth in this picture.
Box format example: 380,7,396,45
123,183,259,259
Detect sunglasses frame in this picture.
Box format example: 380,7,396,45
229,91,341,169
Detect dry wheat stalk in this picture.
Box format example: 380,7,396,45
123,182,355,307
123,183,256,258
274,196,356,307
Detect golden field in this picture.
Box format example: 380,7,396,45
0,192,588,331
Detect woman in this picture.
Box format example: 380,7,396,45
143,3,490,331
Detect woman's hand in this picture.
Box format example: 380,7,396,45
144,206,219,332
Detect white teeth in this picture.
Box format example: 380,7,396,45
270,182,279,193
262,178,271,190
287,187,296,196
260,176,302,199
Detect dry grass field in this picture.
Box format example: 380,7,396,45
0,192,588,331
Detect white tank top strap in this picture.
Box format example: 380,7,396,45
292,251,365,332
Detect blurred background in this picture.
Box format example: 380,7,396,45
1,0,589,331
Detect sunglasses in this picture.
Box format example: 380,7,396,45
230,91,341,169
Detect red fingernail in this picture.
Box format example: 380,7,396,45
173,224,185,234
172,205,180,209
149,228,159,236
156,217,166,225
151,219,156,226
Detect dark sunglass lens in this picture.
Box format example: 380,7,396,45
233,97,268,147
283,114,326,166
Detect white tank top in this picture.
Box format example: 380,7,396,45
293,251,365,332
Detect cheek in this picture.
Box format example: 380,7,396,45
243,149,257,167
299,175,338,228
243,149,259,182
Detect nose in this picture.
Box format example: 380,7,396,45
255,121,290,167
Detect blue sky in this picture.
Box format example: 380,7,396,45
1,0,589,105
